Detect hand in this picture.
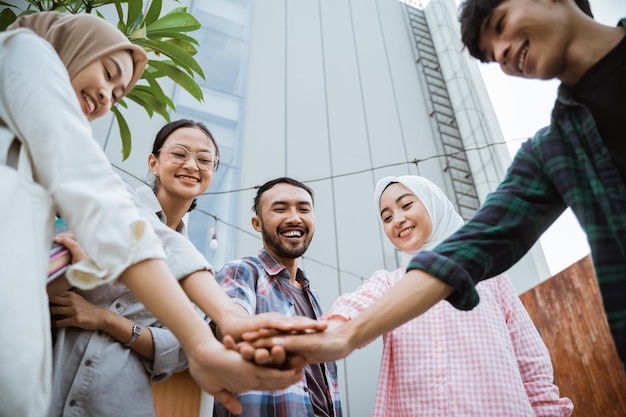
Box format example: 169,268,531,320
185,338,307,414
218,312,328,341
223,335,308,369
49,290,106,330
217,313,325,368
241,321,355,364
53,231,88,263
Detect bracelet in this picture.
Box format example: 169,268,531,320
124,322,141,348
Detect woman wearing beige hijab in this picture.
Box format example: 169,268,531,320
0,12,311,417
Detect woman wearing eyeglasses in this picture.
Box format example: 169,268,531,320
147,119,220,228
48,120,316,417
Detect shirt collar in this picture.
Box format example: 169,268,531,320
257,248,310,287
134,184,186,234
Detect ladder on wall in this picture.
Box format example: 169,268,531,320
405,4,481,221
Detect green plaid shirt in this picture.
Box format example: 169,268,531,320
408,20,626,368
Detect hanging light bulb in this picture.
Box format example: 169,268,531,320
209,225,218,250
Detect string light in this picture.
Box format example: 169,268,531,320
209,227,219,250
111,136,528,283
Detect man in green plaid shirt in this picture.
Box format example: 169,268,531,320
250,0,626,373
406,0,626,369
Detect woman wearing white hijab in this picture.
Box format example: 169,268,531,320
325,175,573,417
0,12,309,417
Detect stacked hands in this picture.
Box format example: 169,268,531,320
225,318,352,367
49,232,340,415
182,313,330,414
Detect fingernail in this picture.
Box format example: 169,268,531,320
272,337,285,345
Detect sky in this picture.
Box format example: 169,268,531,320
467,0,626,276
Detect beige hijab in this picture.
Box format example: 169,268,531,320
8,11,147,96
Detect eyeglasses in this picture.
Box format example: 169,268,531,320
159,144,219,171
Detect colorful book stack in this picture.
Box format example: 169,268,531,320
49,216,71,283
49,242,71,283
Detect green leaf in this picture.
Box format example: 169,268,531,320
116,98,128,109
164,37,197,55
146,30,199,45
133,37,205,79
167,7,188,15
111,106,132,160
144,0,161,26
127,86,170,120
148,59,204,101
0,7,17,31
90,0,129,7
143,65,167,79
146,12,199,33
126,0,142,28
142,70,175,109
128,24,146,40
113,0,125,26
125,93,155,118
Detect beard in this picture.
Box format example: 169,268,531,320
261,223,312,259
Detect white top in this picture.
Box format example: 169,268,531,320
0,29,165,288
47,185,209,417
131,184,213,278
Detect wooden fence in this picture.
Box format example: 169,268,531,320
519,255,626,416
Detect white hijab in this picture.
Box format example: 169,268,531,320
374,175,464,268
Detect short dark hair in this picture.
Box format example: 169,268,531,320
252,177,314,214
151,119,220,212
459,0,593,62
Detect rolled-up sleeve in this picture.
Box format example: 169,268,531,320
142,326,188,381
407,140,566,310
0,31,165,289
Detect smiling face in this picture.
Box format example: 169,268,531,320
379,183,432,253
148,126,216,205
252,182,315,263
477,0,572,80
70,50,134,121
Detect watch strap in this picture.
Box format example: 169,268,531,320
124,322,141,348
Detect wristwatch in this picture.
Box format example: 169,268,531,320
124,322,141,348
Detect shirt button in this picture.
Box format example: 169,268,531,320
115,303,122,309
433,309,440,316
436,346,443,352
303,387,309,393
438,386,445,393
85,360,93,366
69,399,77,407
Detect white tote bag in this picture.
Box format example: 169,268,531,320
0,128,55,417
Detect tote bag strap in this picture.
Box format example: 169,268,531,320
2,125,34,180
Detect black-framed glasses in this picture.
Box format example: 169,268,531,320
159,144,219,171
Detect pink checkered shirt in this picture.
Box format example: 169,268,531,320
325,271,573,417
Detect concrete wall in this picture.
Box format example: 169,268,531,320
236,0,458,414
